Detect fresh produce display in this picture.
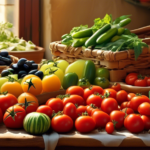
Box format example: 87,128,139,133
0,51,12,66
0,22,36,51
61,14,148,60
125,73,150,87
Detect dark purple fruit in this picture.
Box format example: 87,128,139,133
17,58,27,67
28,69,38,75
18,70,27,79
31,63,38,69
0,51,8,57
35,71,43,79
0,61,7,65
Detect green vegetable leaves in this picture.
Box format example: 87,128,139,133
91,14,112,32
112,15,131,25
70,25,88,35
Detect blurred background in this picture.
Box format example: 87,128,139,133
1,0,150,59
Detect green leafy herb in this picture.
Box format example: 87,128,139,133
91,14,112,32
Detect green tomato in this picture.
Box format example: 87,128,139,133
0,77,8,90
40,63,54,73
55,60,69,73
94,77,109,89
62,72,78,90
95,68,110,79
44,67,64,83
78,78,90,89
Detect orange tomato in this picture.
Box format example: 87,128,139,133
1,81,23,98
18,92,39,114
21,74,40,84
21,77,42,96
42,74,61,93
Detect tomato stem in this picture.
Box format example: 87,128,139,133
25,78,36,91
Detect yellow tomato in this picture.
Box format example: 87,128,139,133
1,81,23,98
39,63,54,73
44,67,64,83
21,77,42,96
42,74,61,93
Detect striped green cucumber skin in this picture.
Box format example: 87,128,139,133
23,112,50,135
85,24,111,47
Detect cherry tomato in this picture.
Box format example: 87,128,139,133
130,95,149,112
109,83,121,91
90,86,103,95
120,101,128,110
46,98,63,113
86,104,98,116
51,114,73,133
66,86,84,97
103,88,117,99
83,88,93,100
134,79,147,87
92,111,110,128
138,102,150,116
18,92,39,114
0,92,18,114
1,81,23,98
63,103,77,120
127,93,135,101
105,122,114,134
21,77,42,96
36,105,52,118
116,90,127,104
121,108,134,115
101,98,118,114
125,73,138,85
0,108,3,123
141,115,150,130
76,105,87,117
124,114,144,133
110,110,125,129
90,108,101,116
86,94,103,108
75,116,95,133
3,105,26,128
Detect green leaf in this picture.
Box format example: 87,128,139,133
70,25,88,35
134,41,142,60
113,15,131,25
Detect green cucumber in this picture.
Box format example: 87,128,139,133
96,28,118,44
119,18,131,27
82,60,96,84
72,28,93,38
72,37,89,47
23,112,50,135
85,24,111,47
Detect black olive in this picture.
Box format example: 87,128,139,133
0,51,8,57
31,63,38,70
25,61,32,68
29,60,35,64
23,64,30,72
11,63,19,73
17,58,27,67
18,70,27,79
35,71,43,79
1,70,9,77
0,56,12,65
0,61,7,65
28,69,38,75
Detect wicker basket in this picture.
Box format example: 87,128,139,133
8,46,45,63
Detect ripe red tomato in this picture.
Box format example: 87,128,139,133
134,79,147,87
124,114,144,133
120,101,128,109
0,108,3,123
75,116,95,133
36,105,52,118
127,93,135,101
101,98,118,114
116,90,128,104
121,108,134,115
90,86,103,94
109,83,121,92
141,115,150,130
130,95,149,112
125,73,138,85
46,98,63,113
86,104,98,116
86,94,103,108
147,78,150,86
110,110,125,129
3,105,26,128
105,122,114,134
138,102,150,116
51,114,73,133
63,95,84,106
92,111,110,128
66,86,84,97
63,103,77,120
103,88,117,99
83,88,93,100
0,93,18,114
91,108,101,116
76,105,87,117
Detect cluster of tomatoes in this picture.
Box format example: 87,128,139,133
35,83,150,134
0,73,61,129
125,73,150,87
